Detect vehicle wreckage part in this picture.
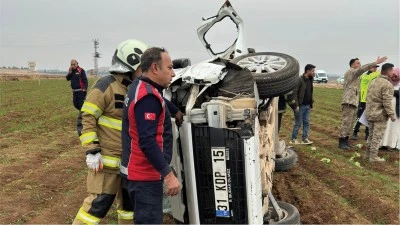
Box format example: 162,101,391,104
274,139,287,157
217,63,255,98
172,58,191,69
178,123,201,224
244,118,264,224
169,122,186,222
268,191,284,221
268,201,301,224
185,85,200,118
207,104,227,128
189,99,256,126
231,52,300,98
274,149,298,172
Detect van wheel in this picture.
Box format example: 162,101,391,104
275,149,297,172
270,201,301,224
231,52,300,98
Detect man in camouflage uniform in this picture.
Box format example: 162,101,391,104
72,39,149,224
338,56,387,150
365,63,396,162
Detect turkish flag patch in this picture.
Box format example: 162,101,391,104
144,112,156,120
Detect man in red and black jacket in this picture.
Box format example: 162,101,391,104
66,59,88,110
121,47,181,224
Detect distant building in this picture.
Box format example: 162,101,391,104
28,61,36,72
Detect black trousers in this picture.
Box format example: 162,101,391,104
73,91,86,110
126,180,163,224
353,102,369,135
278,113,283,133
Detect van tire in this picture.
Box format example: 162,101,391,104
275,149,297,172
231,52,300,98
270,201,301,224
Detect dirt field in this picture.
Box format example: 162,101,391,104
274,87,399,224
0,79,398,224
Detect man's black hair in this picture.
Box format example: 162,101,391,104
381,63,394,74
349,58,359,67
304,64,316,73
141,47,167,72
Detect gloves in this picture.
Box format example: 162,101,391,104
86,152,103,173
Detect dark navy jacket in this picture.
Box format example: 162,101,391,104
66,67,88,90
121,76,177,181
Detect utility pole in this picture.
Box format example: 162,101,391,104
93,39,101,75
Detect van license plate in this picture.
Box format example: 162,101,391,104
211,147,230,218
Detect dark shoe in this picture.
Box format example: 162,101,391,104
339,137,350,150
379,146,389,151
351,133,358,140
345,136,353,148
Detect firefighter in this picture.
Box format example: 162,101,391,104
72,39,149,224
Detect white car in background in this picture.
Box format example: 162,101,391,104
337,76,344,85
314,70,328,83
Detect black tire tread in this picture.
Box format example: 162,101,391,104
275,149,298,172
272,201,301,224
231,52,300,98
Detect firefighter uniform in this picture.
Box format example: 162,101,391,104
73,74,134,224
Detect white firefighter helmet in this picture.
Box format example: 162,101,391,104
109,39,149,74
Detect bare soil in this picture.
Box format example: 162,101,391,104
0,80,398,224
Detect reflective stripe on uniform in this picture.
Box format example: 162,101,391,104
102,155,121,169
76,207,101,225
117,209,134,220
98,115,122,131
81,102,103,119
80,132,99,146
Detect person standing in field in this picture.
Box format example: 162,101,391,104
278,91,296,133
365,63,396,162
380,67,400,150
290,64,315,145
338,56,387,150
352,65,380,140
66,59,88,110
72,39,149,224
121,47,181,224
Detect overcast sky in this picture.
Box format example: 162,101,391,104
0,0,399,74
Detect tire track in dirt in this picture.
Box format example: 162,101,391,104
295,149,399,224
273,167,371,224
278,110,399,224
